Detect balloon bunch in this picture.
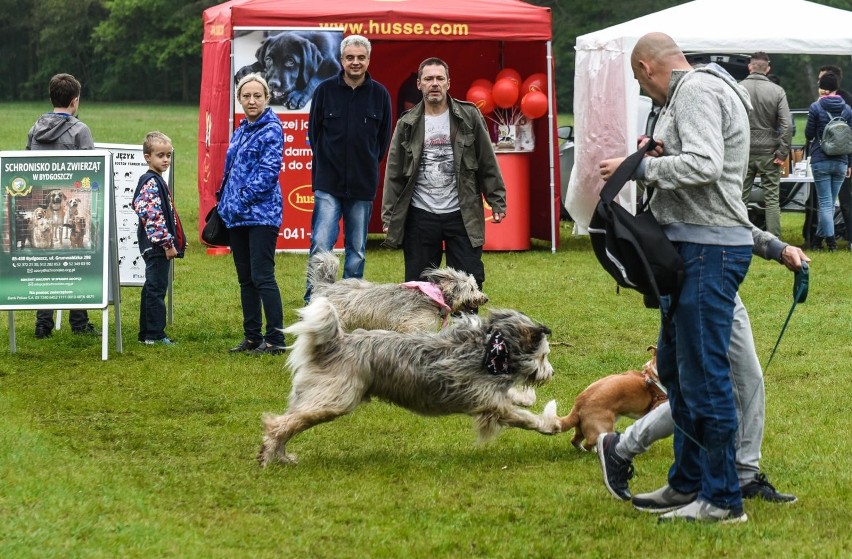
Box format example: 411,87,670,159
465,69,549,124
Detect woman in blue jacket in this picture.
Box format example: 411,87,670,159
805,72,852,252
219,73,286,354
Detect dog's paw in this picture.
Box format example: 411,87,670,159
539,400,561,435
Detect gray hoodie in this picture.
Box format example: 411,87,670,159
26,112,94,151
639,67,754,247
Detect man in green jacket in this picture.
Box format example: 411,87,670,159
382,57,506,288
740,52,792,238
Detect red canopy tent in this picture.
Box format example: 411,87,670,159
199,0,560,249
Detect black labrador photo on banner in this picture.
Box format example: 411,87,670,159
234,30,343,110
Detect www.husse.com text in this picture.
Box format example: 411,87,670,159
320,20,469,37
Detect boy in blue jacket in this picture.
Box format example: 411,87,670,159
132,132,186,345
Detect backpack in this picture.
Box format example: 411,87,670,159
588,139,684,317
819,107,852,156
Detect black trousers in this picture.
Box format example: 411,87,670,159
839,176,852,242
35,309,90,331
402,207,485,288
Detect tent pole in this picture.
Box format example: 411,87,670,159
546,40,556,253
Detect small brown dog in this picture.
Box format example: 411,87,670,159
558,346,666,450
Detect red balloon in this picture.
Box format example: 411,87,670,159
521,72,548,95
521,91,548,119
496,68,522,86
492,78,520,109
466,85,495,115
470,78,493,92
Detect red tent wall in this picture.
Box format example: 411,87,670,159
199,0,559,248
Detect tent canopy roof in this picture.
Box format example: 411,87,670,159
205,0,552,41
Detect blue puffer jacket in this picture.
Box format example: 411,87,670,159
805,94,852,166
218,107,284,228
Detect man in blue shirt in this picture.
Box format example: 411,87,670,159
304,34,392,303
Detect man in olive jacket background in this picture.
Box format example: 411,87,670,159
740,51,792,239
382,57,506,288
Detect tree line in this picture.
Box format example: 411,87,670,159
2,0,851,111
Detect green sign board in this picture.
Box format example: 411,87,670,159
0,150,111,310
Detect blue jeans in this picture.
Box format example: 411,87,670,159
304,189,373,303
230,225,284,345
139,252,170,341
657,243,751,510
811,159,847,239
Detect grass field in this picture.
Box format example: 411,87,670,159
1,103,850,558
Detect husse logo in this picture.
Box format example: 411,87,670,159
288,184,314,212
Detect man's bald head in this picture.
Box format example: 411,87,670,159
631,32,691,105
631,32,685,68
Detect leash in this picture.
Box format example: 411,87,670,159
763,261,809,372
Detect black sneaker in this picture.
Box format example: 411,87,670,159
596,432,634,501
35,326,52,339
249,341,287,355
741,473,797,504
72,323,100,335
229,339,262,353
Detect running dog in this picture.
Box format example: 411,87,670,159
558,346,666,451
258,297,560,466
307,251,489,333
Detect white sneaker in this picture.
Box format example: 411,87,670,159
658,499,748,524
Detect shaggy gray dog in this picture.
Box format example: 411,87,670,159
258,297,560,466
307,251,488,332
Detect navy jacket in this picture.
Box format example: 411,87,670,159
805,94,852,166
308,71,392,201
133,171,186,257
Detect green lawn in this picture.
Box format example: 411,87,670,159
1,103,850,558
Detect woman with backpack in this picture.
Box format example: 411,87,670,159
805,72,852,252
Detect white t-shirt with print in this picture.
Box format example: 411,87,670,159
412,110,459,214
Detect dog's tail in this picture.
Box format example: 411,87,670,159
307,251,340,287
557,407,579,434
284,296,343,352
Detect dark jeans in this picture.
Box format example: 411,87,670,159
402,207,485,288
230,225,284,345
139,252,170,342
36,309,90,331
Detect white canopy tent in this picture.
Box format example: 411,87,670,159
565,0,852,232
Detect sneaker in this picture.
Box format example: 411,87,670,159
596,432,634,501
632,484,697,513
72,323,100,335
35,326,52,339
658,499,747,524
249,341,287,355
229,339,262,353
741,473,797,504
142,337,176,346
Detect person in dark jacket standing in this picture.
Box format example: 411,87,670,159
304,34,392,304
382,58,506,289
219,73,286,355
818,65,852,251
740,52,791,238
805,72,852,252
132,132,185,346
26,73,99,339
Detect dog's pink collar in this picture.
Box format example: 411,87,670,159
401,281,451,327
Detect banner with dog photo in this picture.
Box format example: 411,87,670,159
232,28,344,251
0,150,111,310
